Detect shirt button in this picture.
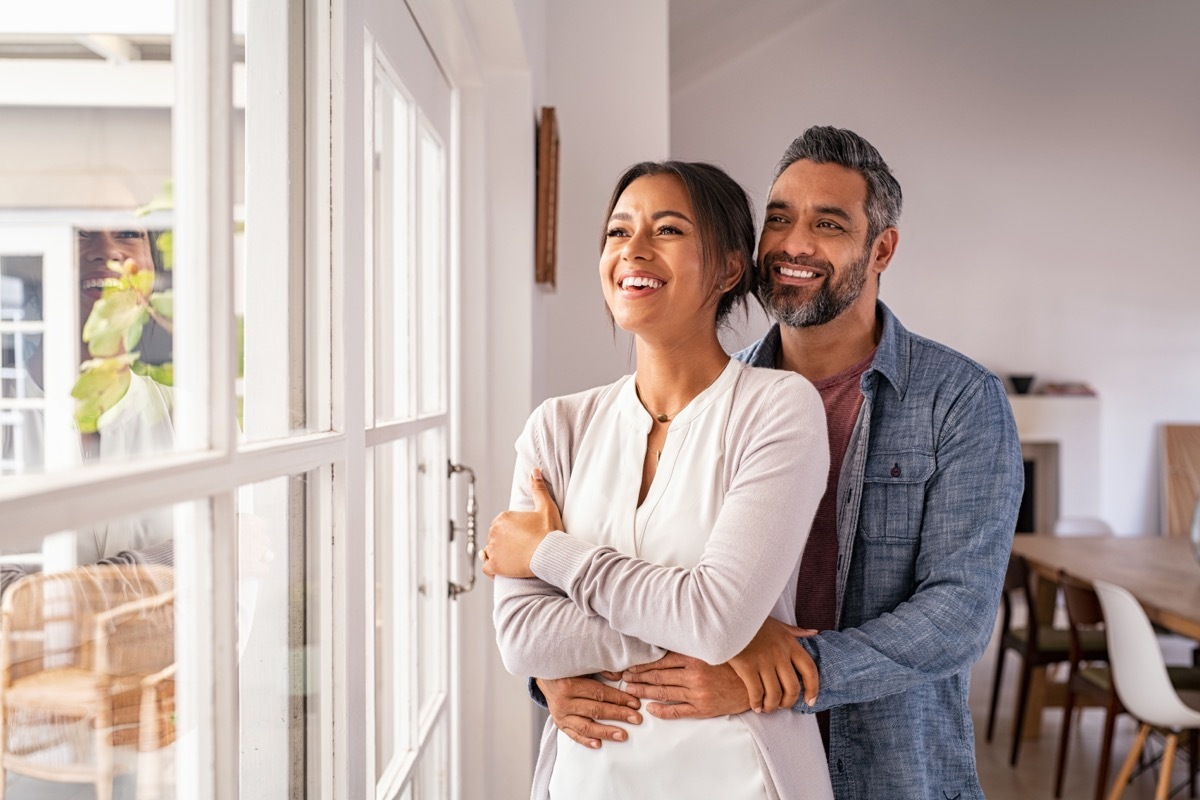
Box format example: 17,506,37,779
890,463,902,477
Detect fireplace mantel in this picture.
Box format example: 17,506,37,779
1007,395,1101,523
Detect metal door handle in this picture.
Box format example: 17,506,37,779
448,461,478,598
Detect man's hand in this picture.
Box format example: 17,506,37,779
620,653,751,720
621,618,819,719
538,675,642,750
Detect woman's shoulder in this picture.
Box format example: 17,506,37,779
730,362,820,410
528,375,630,433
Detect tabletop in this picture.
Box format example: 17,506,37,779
1011,534,1200,640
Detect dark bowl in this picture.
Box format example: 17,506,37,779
1008,374,1035,395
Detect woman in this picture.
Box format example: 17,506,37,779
485,161,832,799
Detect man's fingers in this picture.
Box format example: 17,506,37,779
644,702,701,721
623,652,693,673
557,715,629,749
620,682,692,704
561,699,643,724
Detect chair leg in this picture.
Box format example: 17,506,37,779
1156,733,1179,800
1094,698,1120,800
1055,686,1078,798
1109,723,1151,800
987,648,1007,742
1011,659,1035,766
1188,728,1197,799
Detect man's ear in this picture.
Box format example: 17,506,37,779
871,228,899,276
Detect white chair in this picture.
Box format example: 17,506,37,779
1093,580,1200,799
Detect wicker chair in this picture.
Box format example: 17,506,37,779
0,563,174,800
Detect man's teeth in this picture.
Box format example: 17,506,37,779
82,278,122,290
621,276,664,289
778,266,819,279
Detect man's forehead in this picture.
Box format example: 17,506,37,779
768,160,868,212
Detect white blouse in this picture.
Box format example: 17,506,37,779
549,359,766,800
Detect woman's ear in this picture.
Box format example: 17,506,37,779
721,251,746,292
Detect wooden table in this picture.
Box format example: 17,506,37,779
1007,534,1200,737
1011,534,1200,640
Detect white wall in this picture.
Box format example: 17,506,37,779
671,0,1200,534
540,0,671,399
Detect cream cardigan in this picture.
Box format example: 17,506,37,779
494,361,833,800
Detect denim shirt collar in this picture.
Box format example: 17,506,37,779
739,300,910,400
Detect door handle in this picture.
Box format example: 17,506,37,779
447,461,478,598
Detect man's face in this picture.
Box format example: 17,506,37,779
756,160,876,328
76,228,154,320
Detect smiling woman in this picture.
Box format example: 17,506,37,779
486,161,834,800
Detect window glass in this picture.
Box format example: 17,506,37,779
237,470,319,797
0,13,198,479
0,499,186,799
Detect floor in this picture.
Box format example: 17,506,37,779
972,616,1199,800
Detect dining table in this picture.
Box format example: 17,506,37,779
1005,533,1200,737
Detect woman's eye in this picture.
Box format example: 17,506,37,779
605,228,628,238
658,225,683,235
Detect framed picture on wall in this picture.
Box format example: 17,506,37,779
535,106,559,287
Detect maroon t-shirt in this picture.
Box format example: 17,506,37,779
794,349,875,748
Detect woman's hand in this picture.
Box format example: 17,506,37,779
727,617,818,712
482,468,564,578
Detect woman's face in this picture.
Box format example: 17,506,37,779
76,228,154,318
599,174,718,340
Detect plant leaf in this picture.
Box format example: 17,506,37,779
150,290,173,320
83,291,147,357
72,357,133,434
131,360,174,386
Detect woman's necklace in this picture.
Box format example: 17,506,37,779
635,366,725,424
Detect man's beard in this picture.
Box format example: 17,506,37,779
756,246,870,329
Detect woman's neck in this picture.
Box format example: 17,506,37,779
633,331,730,419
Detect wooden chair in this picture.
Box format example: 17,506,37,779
0,563,174,800
987,554,1108,766
1055,572,1200,800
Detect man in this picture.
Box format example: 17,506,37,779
535,126,1023,799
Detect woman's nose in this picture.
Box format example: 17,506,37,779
622,228,653,261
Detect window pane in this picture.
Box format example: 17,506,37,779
0,14,188,479
0,500,185,799
372,66,414,424
417,128,445,417
374,438,413,780
416,428,446,718
238,0,309,442
237,470,319,797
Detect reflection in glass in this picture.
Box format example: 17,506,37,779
0,504,179,799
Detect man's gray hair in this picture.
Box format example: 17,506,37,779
774,126,903,243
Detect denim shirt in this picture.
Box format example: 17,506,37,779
735,302,1022,800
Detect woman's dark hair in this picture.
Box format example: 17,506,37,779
600,160,755,327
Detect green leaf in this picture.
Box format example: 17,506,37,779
155,230,173,270
150,290,173,320
71,357,133,433
83,291,147,357
131,360,174,386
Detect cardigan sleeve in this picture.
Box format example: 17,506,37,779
529,373,829,665
492,402,667,678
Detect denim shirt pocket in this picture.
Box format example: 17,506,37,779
860,450,935,542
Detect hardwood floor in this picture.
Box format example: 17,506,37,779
972,617,1198,800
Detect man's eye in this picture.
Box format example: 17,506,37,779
816,221,843,231
115,230,146,239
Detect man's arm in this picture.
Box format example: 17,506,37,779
623,372,1021,717
795,373,1021,711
